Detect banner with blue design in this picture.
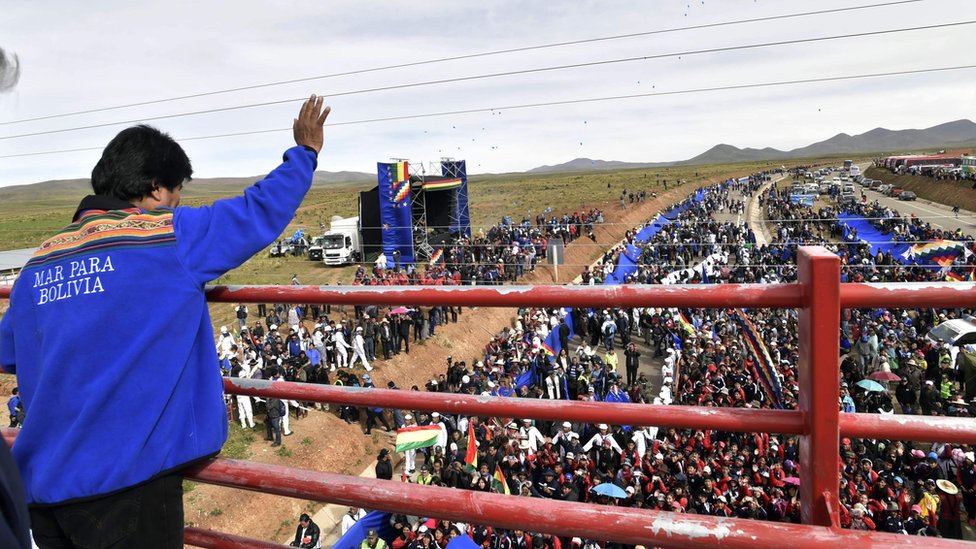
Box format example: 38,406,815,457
378,162,415,264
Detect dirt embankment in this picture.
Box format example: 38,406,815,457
866,166,976,210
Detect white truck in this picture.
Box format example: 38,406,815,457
320,215,362,266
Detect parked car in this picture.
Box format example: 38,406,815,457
889,187,904,197
899,191,917,201
870,180,884,190
877,184,892,194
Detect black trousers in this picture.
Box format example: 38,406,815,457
30,473,183,549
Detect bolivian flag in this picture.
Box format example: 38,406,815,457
677,311,695,335
464,422,479,471
395,425,440,453
493,464,511,495
421,178,462,191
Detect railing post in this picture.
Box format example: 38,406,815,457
797,246,840,527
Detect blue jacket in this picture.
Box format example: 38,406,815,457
0,146,316,504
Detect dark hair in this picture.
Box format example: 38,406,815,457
91,125,192,201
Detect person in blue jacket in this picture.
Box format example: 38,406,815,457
0,95,331,548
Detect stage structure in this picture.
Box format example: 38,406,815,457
360,159,470,265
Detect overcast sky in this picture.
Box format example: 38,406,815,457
0,0,974,187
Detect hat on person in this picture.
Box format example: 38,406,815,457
928,451,939,460
566,452,576,460
598,423,609,430
378,448,390,457
270,324,278,330
356,326,363,331
220,326,228,334
893,476,904,485
655,453,664,460
937,479,959,495
431,412,440,418
965,452,976,463
625,486,635,494
562,421,572,429
404,414,413,420
925,380,934,386
907,358,917,366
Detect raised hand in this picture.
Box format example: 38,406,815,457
293,95,331,154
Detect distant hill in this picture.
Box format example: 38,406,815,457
528,158,669,174
0,169,375,207
532,119,976,173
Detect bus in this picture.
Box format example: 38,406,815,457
962,155,976,178
843,159,853,171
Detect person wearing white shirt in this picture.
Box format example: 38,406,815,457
581,423,623,455
350,327,372,371
216,326,236,359
431,412,448,452
402,414,418,473
333,328,350,368
340,507,366,535
518,419,547,454
236,360,256,429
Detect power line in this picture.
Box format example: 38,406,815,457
0,0,923,127
2,19,971,142
2,63,973,160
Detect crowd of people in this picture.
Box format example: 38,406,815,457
220,174,976,546
345,208,604,287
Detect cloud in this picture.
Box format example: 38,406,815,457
0,0,974,186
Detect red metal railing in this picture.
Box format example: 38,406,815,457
1,246,975,548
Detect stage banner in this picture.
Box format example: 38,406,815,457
378,161,415,264
442,160,471,238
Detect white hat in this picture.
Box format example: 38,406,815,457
655,453,664,460
432,412,440,418
598,423,608,430
488,381,496,388
461,375,470,384
404,414,413,420
356,326,363,331
562,421,572,428
270,324,278,330
220,326,228,333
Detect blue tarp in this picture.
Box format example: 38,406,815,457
604,243,641,284
333,511,397,549
837,213,913,262
447,536,481,549
604,190,709,283
634,216,666,242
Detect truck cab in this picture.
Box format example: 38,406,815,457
307,236,326,261
321,216,362,266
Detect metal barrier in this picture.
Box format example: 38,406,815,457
1,246,975,547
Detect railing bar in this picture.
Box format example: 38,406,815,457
223,378,808,435
184,527,291,549
184,457,962,549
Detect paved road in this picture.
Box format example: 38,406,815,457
854,162,974,234
861,186,975,234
